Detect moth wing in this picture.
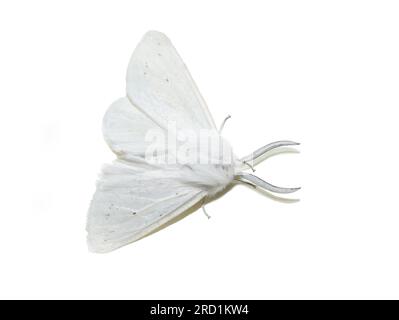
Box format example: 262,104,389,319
126,30,217,132
102,97,167,162
87,161,206,253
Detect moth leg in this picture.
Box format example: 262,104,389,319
202,206,211,219
218,114,232,133
235,173,300,194
242,160,256,172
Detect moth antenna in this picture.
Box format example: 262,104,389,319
218,114,232,133
240,140,300,170
233,178,256,188
235,173,300,194
202,205,211,219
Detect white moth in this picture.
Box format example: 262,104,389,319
87,31,300,253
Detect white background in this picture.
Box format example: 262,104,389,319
0,1,398,299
